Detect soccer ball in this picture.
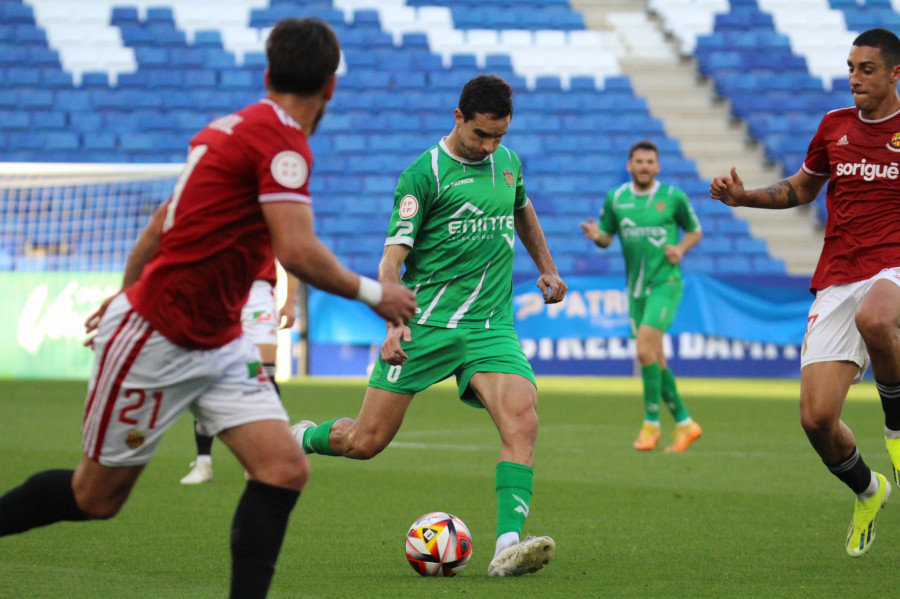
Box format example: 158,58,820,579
405,511,473,577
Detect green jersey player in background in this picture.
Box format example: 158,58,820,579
294,75,567,577
580,140,703,453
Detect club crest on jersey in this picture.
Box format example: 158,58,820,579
655,202,666,212
271,150,308,188
125,429,146,449
399,195,418,219
888,132,900,152
502,168,515,187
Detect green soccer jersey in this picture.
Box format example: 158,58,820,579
598,181,701,298
385,138,528,329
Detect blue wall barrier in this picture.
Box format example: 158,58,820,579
307,273,813,378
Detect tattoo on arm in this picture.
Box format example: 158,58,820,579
747,179,799,209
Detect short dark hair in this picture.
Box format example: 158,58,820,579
266,18,341,96
629,140,658,158
853,28,900,67
458,75,514,121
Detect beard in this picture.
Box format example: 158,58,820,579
308,104,326,135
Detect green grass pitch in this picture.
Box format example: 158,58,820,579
0,377,895,598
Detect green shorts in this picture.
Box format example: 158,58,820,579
628,278,683,336
368,324,536,408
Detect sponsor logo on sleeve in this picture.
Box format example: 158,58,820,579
271,151,308,189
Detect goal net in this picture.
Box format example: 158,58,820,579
0,162,180,272
0,162,302,379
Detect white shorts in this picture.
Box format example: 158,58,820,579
241,280,278,347
82,294,288,467
801,267,900,383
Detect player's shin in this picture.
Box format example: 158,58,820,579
641,362,662,423
827,447,874,495
0,469,87,536
661,367,690,421
495,461,533,554
230,480,300,599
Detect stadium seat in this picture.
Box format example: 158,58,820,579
0,0,790,277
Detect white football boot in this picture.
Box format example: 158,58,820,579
180,460,213,484
487,535,555,577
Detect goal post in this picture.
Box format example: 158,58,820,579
0,162,304,379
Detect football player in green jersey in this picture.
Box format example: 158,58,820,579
580,140,703,453
295,75,566,577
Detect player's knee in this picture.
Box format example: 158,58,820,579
522,408,540,436
636,344,657,365
855,308,895,350
799,402,836,439
504,406,539,445
269,454,311,490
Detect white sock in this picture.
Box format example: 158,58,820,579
857,471,879,501
494,532,519,557
196,455,212,465
885,426,900,439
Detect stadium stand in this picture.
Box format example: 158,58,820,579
0,0,805,277
654,0,887,226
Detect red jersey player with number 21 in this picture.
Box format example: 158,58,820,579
711,28,900,559
0,18,416,599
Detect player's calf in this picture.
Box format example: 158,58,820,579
0,469,87,536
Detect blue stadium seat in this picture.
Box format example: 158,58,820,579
193,30,224,48
5,67,40,86
41,69,73,88
1,3,34,24
450,54,478,70
110,6,139,26
351,10,381,28
15,26,46,46
145,7,175,25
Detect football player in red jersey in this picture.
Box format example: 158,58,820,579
711,28,900,558
0,18,416,599
104,196,302,487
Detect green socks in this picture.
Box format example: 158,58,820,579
302,418,340,456
661,367,690,423
641,362,662,423
495,461,533,539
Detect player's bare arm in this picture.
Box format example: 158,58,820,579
123,200,167,287
579,216,614,248
514,201,567,303
263,201,416,325
710,167,824,209
279,272,300,329
378,243,413,365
